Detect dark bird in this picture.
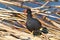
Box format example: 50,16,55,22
23,8,42,36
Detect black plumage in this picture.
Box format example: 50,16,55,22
24,8,42,36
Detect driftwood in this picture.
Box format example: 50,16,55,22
38,19,60,31
37,13,60,19
56,11,60,16
0,11,60,40
0,20,49,40
0,18,60,40
47,18,60,28
0,16,60,40
55,6,60,8
0,1,60,40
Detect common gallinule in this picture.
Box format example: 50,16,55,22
24,8,43,36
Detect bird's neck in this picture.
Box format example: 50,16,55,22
27,13,32,19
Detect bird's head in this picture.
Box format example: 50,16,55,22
23,8,32,15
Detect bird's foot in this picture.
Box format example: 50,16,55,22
41,27,48,34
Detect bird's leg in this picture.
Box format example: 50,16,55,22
31,31,34,35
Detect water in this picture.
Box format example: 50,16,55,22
10,5,24,12
0,3,11,10
46,1,60,6
23,2,41,8
0,3,24,12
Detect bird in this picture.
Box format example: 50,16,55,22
23,8,42,36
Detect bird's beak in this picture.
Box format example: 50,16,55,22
23,9,27,15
